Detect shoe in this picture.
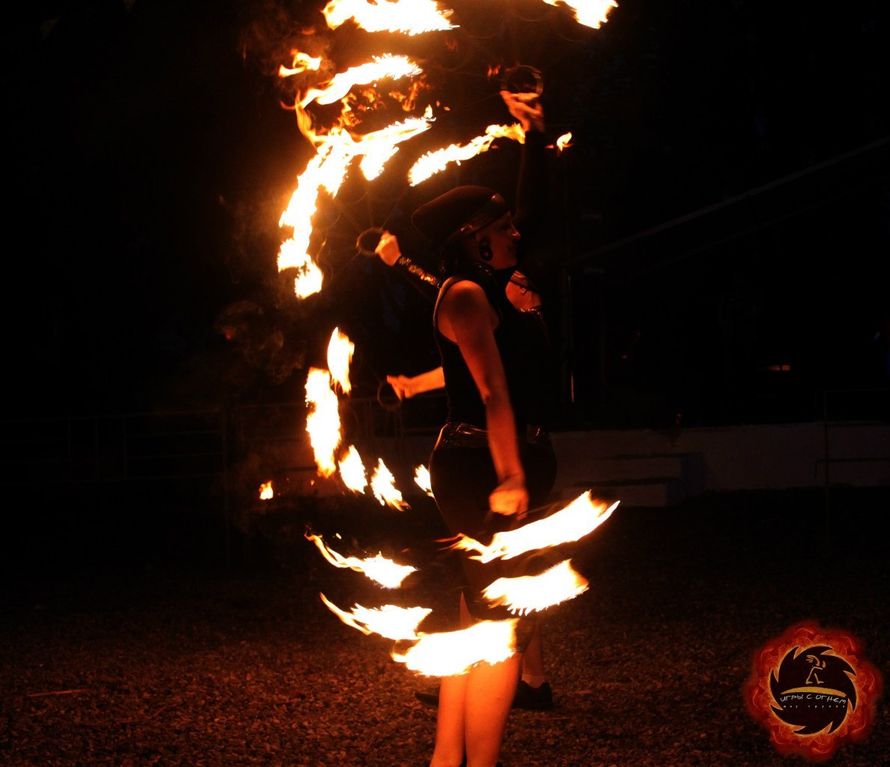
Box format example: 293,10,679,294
512,680,553,710
414,687,440,707
415,681,553,710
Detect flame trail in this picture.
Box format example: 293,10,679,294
414,465,434,497
408,123,525,186
279,51,323,77
452,491,618,563
321,594,431,640
300,55,422,108
322,0,457,34
482,559,588,615
307,533,417,588
371,458,410,510
338,444,369,493
356,112,435,180
278,113,433,299
278,131,355,298
327,327,355,394
305,368,341,477
541,0,619,29
392,619,518,676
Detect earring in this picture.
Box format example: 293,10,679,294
478,237,493,262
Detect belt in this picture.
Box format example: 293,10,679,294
436,421,550,450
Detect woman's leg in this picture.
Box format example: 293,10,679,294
522,622,545,681
430,594,474,767
464,653,521,767
430,673,468,767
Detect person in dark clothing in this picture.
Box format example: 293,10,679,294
377,91,555,767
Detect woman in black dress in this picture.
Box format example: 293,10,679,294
379,92,555,767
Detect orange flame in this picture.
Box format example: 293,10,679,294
408,123,525,186
322,0,456,35
300,55,422,108
482,559,588,615
279,111,433,299
320,593,431,640
259,481,274,500
452,491,618,563
279,51,323,77
370,458,410,510
414,465,434,497
338,444,368,493
304,368,341,477
278,130,357,298
327,327,355,394
307,533,417,588
392,619,518,676
555,131,573,152
356,112,435,180
542,0,619,29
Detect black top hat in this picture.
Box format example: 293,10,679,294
412,185,509,243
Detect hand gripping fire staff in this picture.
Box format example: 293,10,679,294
355,226,441,292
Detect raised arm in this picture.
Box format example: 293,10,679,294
500,90,546,233
438,281,528,516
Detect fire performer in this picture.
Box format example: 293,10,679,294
377,90,555,767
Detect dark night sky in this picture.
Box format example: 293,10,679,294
3,0,888,423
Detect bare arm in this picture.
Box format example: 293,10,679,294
386,367,445,399
439,281,528,516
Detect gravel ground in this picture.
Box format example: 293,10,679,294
2,488,889,766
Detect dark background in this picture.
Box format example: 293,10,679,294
1,0,888,570
3,0,888,424
1,8,889,764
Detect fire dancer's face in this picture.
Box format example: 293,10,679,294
473,212,520,269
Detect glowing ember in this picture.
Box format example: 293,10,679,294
307,533,417,588
555,131,573,152
414,465,434,497
322,0,456,35
300,55,422,108
338,444,368,493
392,619,518,676
542,0,619,29
327,327,355,394
370,458,410,510
452,491,618,563
483,559,588,615
408,123,525,186
321,594,431,640
279,51,323,77
259,481,274,500
304,368,341,477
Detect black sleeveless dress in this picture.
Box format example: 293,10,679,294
429,267,557,621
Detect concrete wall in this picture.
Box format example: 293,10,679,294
551,422,890,492
388,422,890,494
